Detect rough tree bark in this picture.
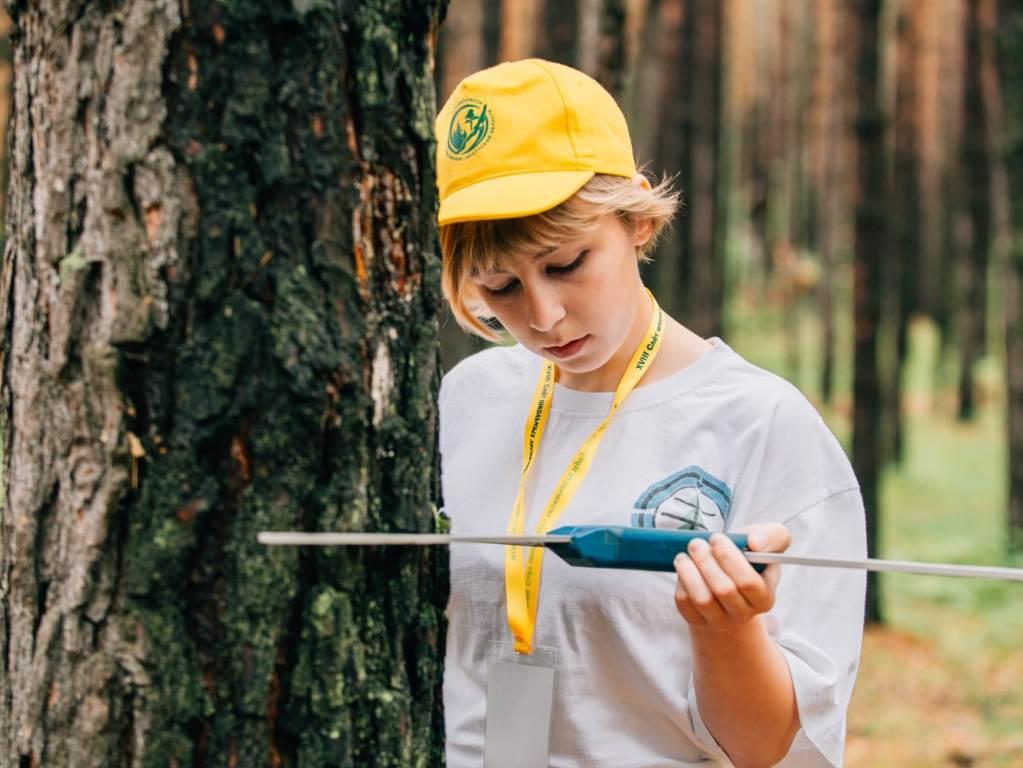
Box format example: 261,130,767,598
851,0,886,625
0,11,10,233
0,1,448,766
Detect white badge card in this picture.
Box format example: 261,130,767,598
484,642,557,768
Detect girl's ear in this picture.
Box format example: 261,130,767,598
633,216,654,248
631,172,653,192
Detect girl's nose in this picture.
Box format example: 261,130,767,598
525,282,567,333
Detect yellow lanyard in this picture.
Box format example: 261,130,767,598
505,290,665,654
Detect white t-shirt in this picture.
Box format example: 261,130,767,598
439,339,866,767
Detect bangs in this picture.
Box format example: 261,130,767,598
457,201,608,276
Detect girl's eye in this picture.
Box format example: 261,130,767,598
485,279,519,296
548,250,588,275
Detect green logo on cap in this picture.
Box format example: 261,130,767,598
447,98,494,160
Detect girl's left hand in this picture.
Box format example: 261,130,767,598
672,523,790,630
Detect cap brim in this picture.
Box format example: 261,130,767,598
438,170,596,226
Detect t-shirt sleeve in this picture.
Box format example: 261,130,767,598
769,488,866,766
683,489,866,767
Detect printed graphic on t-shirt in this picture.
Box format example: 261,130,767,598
631,466,732,533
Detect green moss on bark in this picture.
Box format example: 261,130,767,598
113,0,448,765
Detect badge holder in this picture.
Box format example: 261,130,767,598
484,641,557,768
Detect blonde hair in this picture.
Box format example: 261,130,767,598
440,172,681,340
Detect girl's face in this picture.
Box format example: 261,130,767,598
469,214,652,387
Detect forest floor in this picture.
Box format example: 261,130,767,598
844,405,1023,767
729,308,1023,766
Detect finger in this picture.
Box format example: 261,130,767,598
672,559,707,626
710,533,773,613
674,550,729,625
742,525,789,595
685,538,752,620
760,563,783,595
744,523,791,553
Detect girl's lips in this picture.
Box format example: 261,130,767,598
544,335,588,359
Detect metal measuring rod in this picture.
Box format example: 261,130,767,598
258,525,1023,582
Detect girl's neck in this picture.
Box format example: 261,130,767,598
556,298,712,394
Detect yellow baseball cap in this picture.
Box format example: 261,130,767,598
435,59,637,226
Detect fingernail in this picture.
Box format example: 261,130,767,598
674,553,687,568
688,539,707,554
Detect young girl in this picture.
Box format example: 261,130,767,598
436,59,866,768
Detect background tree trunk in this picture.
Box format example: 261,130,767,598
890,0,924,463
934,3,966,365
1000,0,1023,553
437,0,490,372
538,0,581,66
814,0,846,406
646,0,723,338
686,0,724,339
851,0,887,625
576,0,627,100
0,2,448,766
642,0,686,317
958,0,997,421
500,0,539,60
438,0,486,99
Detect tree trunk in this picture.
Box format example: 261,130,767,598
999,0,1023,553
935,2,968,371
437,0,492,372
538,0,580,65
500,0,540,60
851,0,887,625
686,0,724,339
576,0,627,100
0,11,10,235
890,0,924,463
916,0,946,323
644,0,687,318
647,0,723,338
0,2,448,766
815,0,846,406
1007,241,1023,553
958,0,997,421
438,0,486,101
626,0,665,165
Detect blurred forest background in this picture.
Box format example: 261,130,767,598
436,0,1022,764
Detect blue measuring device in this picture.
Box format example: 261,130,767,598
543,525,763,572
